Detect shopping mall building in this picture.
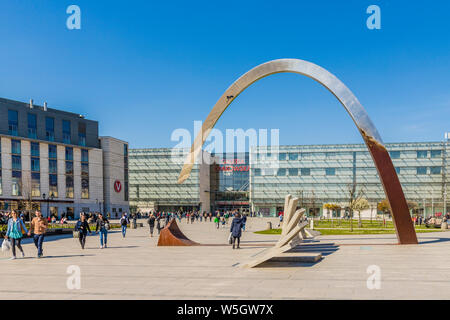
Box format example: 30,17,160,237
0,97,129,219
129,137,449,218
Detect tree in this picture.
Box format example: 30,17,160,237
407,200,419,216
346,183,365,232
352,198,370,228
323,203,341,227
377,199,391,227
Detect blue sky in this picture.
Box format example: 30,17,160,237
0,0,449,148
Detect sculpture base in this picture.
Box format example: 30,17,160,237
157,219,199,246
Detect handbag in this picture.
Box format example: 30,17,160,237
1,239,11,252
228,232,233,244
105,222,111,230
73,230,80,238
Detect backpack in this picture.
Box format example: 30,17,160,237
121,218,128,226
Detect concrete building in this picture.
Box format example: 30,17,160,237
128,148,210,213
0,97,129,219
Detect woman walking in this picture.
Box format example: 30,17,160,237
230,212,244,249
75,213,91,249
147,213,156,237
95,213,109,249
4,210,28,259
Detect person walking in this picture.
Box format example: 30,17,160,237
75,213,91,249
4,210,28,259
214,214,220,229
95,213,109,249
242,213,247,231
28,210,48,258
119,213,129,238
147,213,156,237
147,213,159,237
230,212,244,249
156,215,163,235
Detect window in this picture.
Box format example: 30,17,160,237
78,122,86,146
31,158,40,172
65,147,73,161
417,167,427,175
0,140,2,195
48,145,57,159
31,172,40,197
254,168,261,176
30,142,39,157
264,168,274,176
28,113,37,139
81,150,89,199
11,170,21,196
8,110,18,136
417,150,428,159
288,153,298,161
300,168,311,176
12,156,21,170
65,161,73,175
11,140,21,155
389,151,400,159
431,150,442,158
430,166,442,175
325,168,336,176
81,149,89,162
49,160,57,174
395,167,401,174
62,120,71,144
288,168,298,176
277,168,286,176
278,153,287,161
66,175,74,198
45,117,55,141
325,152,337,158
49,174,58,198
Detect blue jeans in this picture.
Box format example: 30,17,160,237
121,225,127,237
99,228,108,246
33,234,45,256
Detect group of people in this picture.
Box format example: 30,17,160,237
1,207,249,260
3,210,48,260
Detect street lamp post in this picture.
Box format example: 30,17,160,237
42,193,55,218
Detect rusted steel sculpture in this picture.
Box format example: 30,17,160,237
157,219,199,246
177,58,418,245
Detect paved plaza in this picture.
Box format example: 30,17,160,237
1,217,450,299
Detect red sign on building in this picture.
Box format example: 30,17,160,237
114,180,122,193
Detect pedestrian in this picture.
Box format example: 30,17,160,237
4,210,28,259
28,210,48,258
242,214,247,231
230,212,244,249
156,215,163,235
75,213,91,249
95,213,109,249
147,213,156,237
214,214,220,229
119,213,129,238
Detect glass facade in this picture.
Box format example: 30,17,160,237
250,141,449,217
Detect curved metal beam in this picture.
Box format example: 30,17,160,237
178,58,418,244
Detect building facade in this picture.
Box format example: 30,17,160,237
0,97,129,219
250,140,450,218
128,148,210,213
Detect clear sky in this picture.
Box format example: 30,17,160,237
0,0,449,149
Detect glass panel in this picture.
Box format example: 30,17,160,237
288,168,298,176
430,166,442,175
416,167,427,175
288,153,298,160
28,113,37,139
8,110,18,136
325,168,336,176
431,150,442,158
277,168,286,176
417,150,428,158
389,151,400,159
48,145,57,159
300,168,311,176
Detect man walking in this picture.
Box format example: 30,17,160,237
28,210,48,258
75,213,91,249
119,213,129,238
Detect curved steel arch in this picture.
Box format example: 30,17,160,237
178,58,418,244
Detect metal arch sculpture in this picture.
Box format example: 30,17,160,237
177,58,418,245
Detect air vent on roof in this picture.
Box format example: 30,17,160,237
29,99,33,109
43,102,48,111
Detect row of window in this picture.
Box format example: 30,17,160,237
8,109,87,146
0,140,90,198
253,150,443,161
254,166,443,177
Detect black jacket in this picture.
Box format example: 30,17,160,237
75,220,91,234
230,217,244,238
95,218,109,232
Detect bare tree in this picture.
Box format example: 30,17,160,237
346,183,365,232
